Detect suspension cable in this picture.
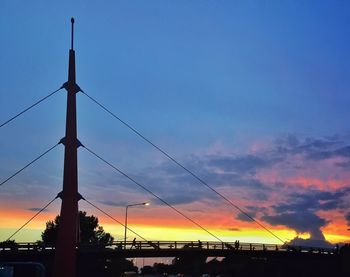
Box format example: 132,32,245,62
83,198,147,241
0,143,60,187
0,87,62,129
83,145,223,242
82,92,285,244
6,196,58,241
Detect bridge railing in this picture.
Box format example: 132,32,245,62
81,240,337,254
113,241,278,251
0,242,55,252
0,240,337,255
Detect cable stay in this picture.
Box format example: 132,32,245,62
0,142,60,187
83,198,148,242
6,195,148,243
0,87,63,129
6,195,58,241
83,145,223,243
81,91,285,244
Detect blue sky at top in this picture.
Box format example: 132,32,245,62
1,1,350,146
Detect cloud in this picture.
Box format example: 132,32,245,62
127,134,350,216
274,135,340,156
161,193,212,205
345,212,350,226
236,212,254,223
334,160,350,168
274,134,350,163
288,236,333,248
86,132,350,246
235,206,268,222
133,154,272,207
307,146,350,161
27,207,48,212
272,188,350,214
260,187,350,241
228,228,240,232
100,200,128,207
206,155,272,174
262,211,327,240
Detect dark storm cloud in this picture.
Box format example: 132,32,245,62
259,187,350,240
272,188,350,214
262,211,328,240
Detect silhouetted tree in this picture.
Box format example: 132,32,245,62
41,211,113,244
0,239,18,250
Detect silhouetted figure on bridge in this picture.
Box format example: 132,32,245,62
117,242,123,250
130,238,136,249
235,240,240,250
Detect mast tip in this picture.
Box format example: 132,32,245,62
70,18,75,50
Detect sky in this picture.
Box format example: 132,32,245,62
1,0,350,248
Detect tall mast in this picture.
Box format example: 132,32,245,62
53,17,81,277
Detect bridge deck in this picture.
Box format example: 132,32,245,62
0,240,338,259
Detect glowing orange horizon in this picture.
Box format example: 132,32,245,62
1,207,350,245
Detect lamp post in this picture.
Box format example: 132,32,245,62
124,202,149,249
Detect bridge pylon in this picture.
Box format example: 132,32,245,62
53,18,82,277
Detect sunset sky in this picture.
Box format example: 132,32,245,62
1,1,350,247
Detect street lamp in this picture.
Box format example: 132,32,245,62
124,202,149,249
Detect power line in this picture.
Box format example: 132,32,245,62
0,143,60,187
82,92,285,244
83,198,148,242
0,88,62,129
83,145,224,243
6,195,58,241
